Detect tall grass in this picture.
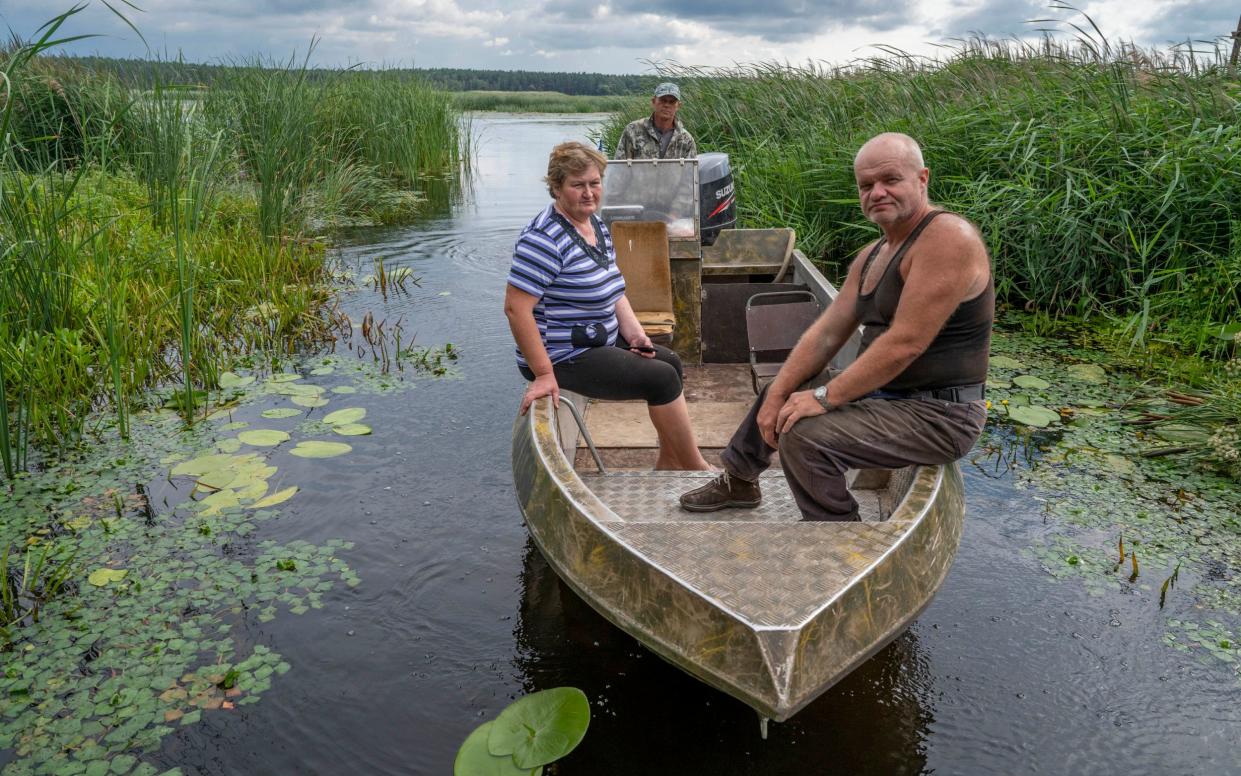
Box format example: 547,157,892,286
0,12,468,476
606,32,1241,352
453,90,631,113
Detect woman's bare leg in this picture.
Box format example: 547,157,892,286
648,395,712,470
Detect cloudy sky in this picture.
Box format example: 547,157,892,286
1,0,1236,74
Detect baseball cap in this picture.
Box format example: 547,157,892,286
653,82,681,100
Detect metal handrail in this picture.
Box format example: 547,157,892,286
559,398,606,475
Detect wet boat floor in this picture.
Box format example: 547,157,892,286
574,363,886,522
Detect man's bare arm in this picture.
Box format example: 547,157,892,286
825,216,988,404
764,246,870,401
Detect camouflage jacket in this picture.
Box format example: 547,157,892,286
615,116,697,159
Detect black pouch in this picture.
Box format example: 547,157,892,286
570,322,608,348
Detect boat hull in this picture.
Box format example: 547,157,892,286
512,398,964,721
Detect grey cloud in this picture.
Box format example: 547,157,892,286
1143,2,1239,45
542,0,912,40
932,0,1047,39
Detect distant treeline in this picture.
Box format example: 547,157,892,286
60,56,651,95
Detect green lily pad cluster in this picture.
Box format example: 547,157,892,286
0,383,362,774
978,326,1241,685
1163,619,1240,679
455,688,591,776
986,352,1108,428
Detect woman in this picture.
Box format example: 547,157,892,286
504,141,711,471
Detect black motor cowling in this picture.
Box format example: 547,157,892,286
698,152,736,246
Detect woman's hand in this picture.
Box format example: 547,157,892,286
625,331,657,359
520,372,560,415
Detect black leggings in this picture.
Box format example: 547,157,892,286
519,338,684,406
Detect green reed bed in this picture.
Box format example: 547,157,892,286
454,90,631,113
605,38,1241,352
0,15,466,476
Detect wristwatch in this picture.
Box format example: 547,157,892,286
813,384,835,411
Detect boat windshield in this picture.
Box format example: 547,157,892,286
601,158,699,239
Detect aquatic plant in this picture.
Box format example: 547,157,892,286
975,323,1241,693
609,14,1241,354
455,687,591,775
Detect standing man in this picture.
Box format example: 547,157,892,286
679,132,994,521
616,82,697,160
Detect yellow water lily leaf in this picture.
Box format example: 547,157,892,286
197,468,238,491
234,481,270,501
199,489,241,516
171,454,235,478
323,408,366,426
289,441,352,458
237,429,291,447
88,568,128,587
250,486,298,509
291,395,330,408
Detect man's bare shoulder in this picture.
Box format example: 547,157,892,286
917,211,988,257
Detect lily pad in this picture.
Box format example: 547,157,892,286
261,408,303,419
291,396,330,408
323,408,366,426
238,429,291,447
269,373,303,383
172,454,235,478
270,382,325,397
488,687,590,769
1154,424,1209,443
990,356,1025,370
986,378,1012,390
456,722,541,776
331,386,358,395
310,366,335,376
219,372,256,389
1066,364,1107,383
199,488,242,516
289,441,352,458
1209,322,1241,341
332,423,372,436
221,421,250,431
218,438,243,454
1013,374,1051,390
197,468,238,491
1007,404,1061,428
88,568,128,587
250,486,298,509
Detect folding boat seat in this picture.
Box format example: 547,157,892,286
611,221,674,344
745,290,821,394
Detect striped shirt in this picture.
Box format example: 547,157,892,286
507,204,626,367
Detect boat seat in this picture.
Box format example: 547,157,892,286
612,221,673,344
746,290,821,394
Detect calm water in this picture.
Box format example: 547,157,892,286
150,114,1239,775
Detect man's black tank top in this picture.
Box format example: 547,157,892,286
854,210,994,392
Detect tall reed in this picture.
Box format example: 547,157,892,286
1,13,467,476
208,50,326,240
607,32,1241,351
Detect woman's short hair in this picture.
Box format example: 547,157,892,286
545,141,607,197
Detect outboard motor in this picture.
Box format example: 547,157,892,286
698,152,736,246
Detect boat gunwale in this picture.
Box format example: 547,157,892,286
520,397,948,632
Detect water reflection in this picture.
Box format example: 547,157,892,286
513,540,933,775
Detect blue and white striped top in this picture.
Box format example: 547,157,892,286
507,204,626,367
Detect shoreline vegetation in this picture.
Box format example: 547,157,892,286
601,32,1240,479
1,9,466,476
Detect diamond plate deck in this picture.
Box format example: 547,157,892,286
580,471,885,523
607,521,910,627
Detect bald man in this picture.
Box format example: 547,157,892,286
681,132,994,521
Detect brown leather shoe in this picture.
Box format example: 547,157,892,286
679,471,762,512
